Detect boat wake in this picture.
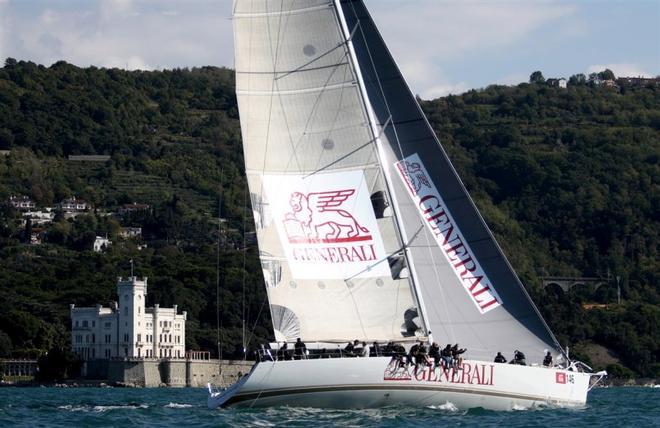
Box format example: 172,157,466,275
427,401,461,413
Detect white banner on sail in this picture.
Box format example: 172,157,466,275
263,171,390,279
395,153,503,314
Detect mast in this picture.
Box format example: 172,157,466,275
332,0,433,342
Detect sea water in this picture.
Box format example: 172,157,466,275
0,386,657,427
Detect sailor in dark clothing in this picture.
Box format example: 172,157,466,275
277,342,289,360
419,341,432,367
451,344,466,368
494,351,507,363
407,342,420,367
509,350,526,365
441,344,453,367
383,341,394,357
543,351,553,367
429,342,441,368
344,341,355,356
294,338,307,360
372,341,381,357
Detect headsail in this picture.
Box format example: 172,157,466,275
233,0,423,343
338,0,563,363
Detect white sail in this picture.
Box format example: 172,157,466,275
339,0,562,364
234,0,563,365
234,0,422,343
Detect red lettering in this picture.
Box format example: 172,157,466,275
414,368,426,381
445,241,468,262
461,363,472,384
427,367,437,382
489,365,494,385
440,366,451,382
464,275,484,291
453,256,477,277
471,286,490,298
480,298,499,311
419,195,441,214
471,364,482,384
451,368,459,383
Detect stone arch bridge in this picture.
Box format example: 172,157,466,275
540,276,610,293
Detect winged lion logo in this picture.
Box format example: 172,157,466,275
283,189,372,244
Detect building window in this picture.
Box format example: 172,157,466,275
83,320,88,327
92,321,95,328
92,334,95,343
137,334,141,342
75,321,79,327
104,322,111,329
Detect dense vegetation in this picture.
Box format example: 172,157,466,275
0,59,658,377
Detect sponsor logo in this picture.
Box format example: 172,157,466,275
283,189,372,244
556,372,567,384
263,171,389,279
383,360,495,386
394,153,502,314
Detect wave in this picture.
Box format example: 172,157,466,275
58,404,149,412
165,403,194,408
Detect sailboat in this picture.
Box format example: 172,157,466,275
208,0,605,410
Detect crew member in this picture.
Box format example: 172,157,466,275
543,351,553,367
494,351,507,363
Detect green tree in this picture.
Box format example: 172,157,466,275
529,70,545,84
569,73,586,85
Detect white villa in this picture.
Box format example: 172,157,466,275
70,276,187,360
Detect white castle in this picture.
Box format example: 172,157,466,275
70,276,186,360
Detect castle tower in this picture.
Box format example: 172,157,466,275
116,276,148,358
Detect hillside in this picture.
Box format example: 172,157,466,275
0,59,658,377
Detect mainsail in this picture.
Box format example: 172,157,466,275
233,0,422,343
234,0,563,364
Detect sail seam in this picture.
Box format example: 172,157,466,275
236,61,350,75
237,81,355,96
233,2,332,18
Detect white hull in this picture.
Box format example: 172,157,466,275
208,357,592,410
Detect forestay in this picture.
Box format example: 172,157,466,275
233,0,422,343
339,0,563,363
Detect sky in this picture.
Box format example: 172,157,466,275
0,0,658,99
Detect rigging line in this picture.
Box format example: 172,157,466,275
348,2,406,163
245,290,270,350
418,211,458,342
303,114,390,180
275,19,359,80
343,223,425,282
216,168,224,367
274,40,347,81
303,140,372,179
242,181,249,359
